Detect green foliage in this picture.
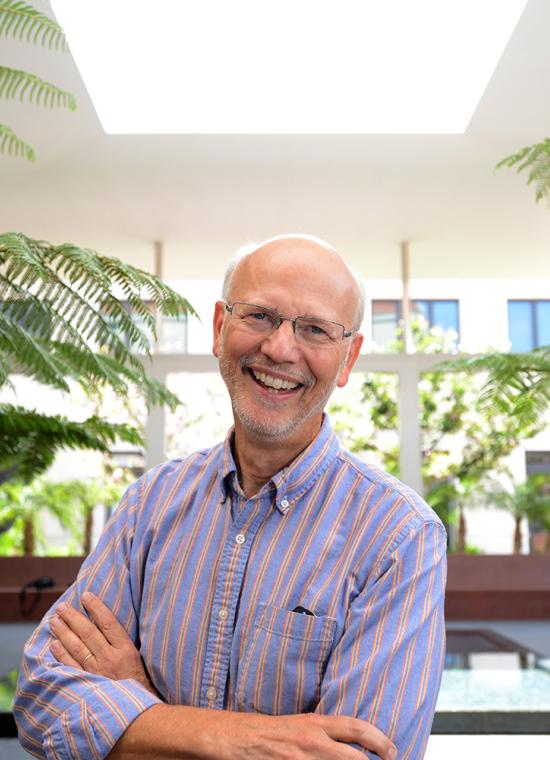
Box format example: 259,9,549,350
329,322,543,543
497,138,550,205
0,122,35,160
0,233,196,483
490,473,550,525
0,0,74,160
437,347,550,429
0,65,76,109
0,478,81,554
0,405,142,484
0,1,68,50
0,668,18,711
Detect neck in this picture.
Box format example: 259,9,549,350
232,417,322,498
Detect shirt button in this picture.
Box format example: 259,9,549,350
235,533,246,544
218,607,228,621
281,498,289,510
206,687,217,701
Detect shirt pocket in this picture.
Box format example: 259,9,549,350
235,603,337,715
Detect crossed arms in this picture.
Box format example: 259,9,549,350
14,472,446,759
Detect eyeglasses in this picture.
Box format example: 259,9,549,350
224,301,354,347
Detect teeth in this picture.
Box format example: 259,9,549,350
252,370,299,391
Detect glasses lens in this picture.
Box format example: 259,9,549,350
295,317,343,345
233,303,277,332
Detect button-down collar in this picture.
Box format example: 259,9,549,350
218,415,340,514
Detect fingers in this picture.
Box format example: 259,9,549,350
49,611,99,671
49,637,81,669
81,592,132,648
310,714,397,760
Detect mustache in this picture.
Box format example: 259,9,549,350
239,354,314,388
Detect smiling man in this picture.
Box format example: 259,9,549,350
15,235,446,760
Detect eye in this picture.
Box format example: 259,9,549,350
308,324,328,335
249,311,269,321
303,322,330,337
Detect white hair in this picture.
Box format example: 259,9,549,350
221,236,366,331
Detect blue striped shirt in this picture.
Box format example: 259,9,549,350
15,415,446,759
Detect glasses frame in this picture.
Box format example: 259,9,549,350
224,301,355,344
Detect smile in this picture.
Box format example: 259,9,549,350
250,369,300,392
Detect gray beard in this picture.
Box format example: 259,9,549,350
219,357,335,442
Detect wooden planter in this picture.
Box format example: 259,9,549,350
0,556,85,622
446,554,550,619
1,554,549,622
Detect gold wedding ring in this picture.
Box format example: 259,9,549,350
81,653,94,666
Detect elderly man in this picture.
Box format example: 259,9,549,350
15,235,446,759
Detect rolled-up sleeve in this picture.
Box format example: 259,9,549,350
317,519,447,760
13,480,162,759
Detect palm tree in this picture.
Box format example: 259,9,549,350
490,473,550,554
0,479,80,555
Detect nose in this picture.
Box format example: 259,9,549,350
259,318,302,364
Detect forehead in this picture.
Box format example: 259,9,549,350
230,242,358,323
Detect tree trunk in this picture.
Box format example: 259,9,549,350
84,509,93,555
457,506,466,552
513,517,522,554
23,518,35,556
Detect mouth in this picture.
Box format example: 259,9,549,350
248,368,303,395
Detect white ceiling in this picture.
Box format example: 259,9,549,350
1,0,550,280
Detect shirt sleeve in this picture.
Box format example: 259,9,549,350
13,479,163,760
316,518,447,760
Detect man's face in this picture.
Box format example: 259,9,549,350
213,239,363,446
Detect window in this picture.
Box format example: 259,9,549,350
508,300,550,352
525,451,550,477
103,301,188,354
372,299,460,350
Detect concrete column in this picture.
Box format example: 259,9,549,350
144,357,168,470
398,366,423,496
400,241,414,354
145,402,167,470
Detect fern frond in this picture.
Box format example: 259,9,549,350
0,1,67,50
0,66,76,109
436,347,550,425
0,404,142,483
0,232,194,398
497,139,550,205
0,122,34,160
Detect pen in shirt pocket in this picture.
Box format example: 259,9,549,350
292,605,315,616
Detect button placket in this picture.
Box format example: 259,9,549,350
200,497,271,709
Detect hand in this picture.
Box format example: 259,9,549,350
204,710,398,760
107,706,398,760
49,591,158,697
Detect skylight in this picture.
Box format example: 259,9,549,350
51,0,528,134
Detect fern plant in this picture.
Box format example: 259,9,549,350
0,0,76,160
436,347,550,428
496,138,550,205
0,232,196,484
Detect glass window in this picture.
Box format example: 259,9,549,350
525,451,550,477
430,300,459,333
372,299,459,351
536,301,550,347
508,300,550,352
158,315,188,354
372,300,400,348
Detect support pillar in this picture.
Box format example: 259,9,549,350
398,366,423,496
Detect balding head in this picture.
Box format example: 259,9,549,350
222,234,365,331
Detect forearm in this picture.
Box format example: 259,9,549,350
107,705,202,760
108,705,397,760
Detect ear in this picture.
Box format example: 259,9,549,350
336,333,363,388
212,300,226,357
